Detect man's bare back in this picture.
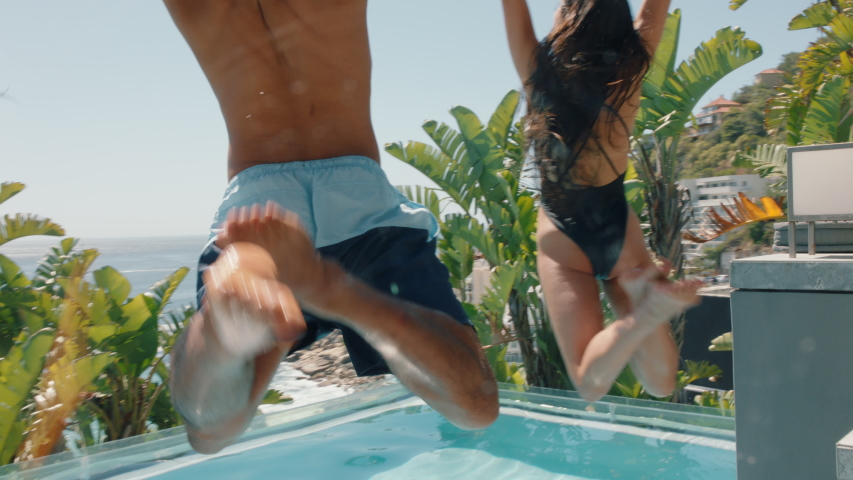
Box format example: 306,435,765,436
164,0,379,178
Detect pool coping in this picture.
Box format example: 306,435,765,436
0,383,736,480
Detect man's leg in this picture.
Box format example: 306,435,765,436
171,203,498,453
171,241,306,453
216,203,499,429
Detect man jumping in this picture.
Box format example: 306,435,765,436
164,0,498,454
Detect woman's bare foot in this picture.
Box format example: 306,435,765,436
204,242,306,358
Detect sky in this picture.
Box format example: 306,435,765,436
0,0,816,239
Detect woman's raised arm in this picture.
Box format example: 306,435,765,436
501,0,540,83
634,0,672,55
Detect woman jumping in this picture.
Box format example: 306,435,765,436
501,0,702,402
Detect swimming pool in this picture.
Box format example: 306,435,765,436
0,384,735,479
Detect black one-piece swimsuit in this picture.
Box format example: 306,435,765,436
541,172,629,280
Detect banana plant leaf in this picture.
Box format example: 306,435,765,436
637,21,763,140
0,254,30,289
0,183,24,206
790,2,840,30
797,15,853,98
710,332,733,352
143,267,189,317
0,214,64,247
93,266,132,307
18,352,112,461
261,389,293,405
0,328,55,465
800,75,852,145
729,0,749,10
396,185,441,219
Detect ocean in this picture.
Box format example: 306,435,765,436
0,235,206,310
0,234,347,409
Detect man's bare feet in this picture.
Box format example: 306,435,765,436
217,202,326,305
204,242,306,358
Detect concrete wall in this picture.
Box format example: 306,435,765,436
731,254,853,480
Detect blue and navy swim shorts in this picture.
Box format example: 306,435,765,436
196,156,470,376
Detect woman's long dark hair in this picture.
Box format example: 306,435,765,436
526,0,650,191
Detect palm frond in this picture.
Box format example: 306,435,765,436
682,193,785,243
731,144,788,180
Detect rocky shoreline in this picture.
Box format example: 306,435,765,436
284,330,392,391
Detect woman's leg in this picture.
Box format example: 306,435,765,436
537,210,697,402
602,276,679,398
602,213,681,398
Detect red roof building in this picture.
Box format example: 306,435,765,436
755,68,786,87
689,96,743,137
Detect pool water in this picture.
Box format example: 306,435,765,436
118,401,733,479
0,385,736,480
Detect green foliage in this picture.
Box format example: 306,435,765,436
799,75,852,144
679,83,780,181
710,332,733,352
261,389,293,405
0,182,64,247
695,389,735,414
731,144,788,182
677,361,723,392
778,52,802,76
0,183,24,206
82,266,191,443
635,13,763,141
757,1,853,147
611,361,723,402
389,91,569,389
0,329,54,465
634,10,762,297
729,0,749,10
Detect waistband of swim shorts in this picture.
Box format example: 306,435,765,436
210,155,439,246
227,156,384,186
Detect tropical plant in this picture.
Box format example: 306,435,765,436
0,182,288,463
0,182,64,249
632,9,763,346
733,1,853,147
732,143,789,187
695,389,735,414
710,332,733,352
388,91,570,389
612,360,723,402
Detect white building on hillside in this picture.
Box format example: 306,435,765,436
679,174,771,266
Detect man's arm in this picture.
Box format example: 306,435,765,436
634,0,672,54
501,0,539,83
